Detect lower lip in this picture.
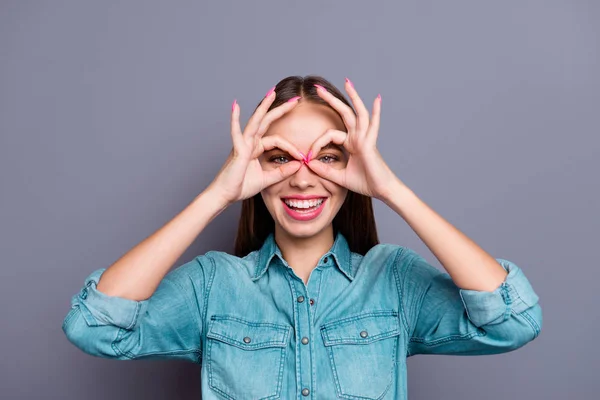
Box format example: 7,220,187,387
282,198,327,221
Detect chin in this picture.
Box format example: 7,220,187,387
277,223,331,240
275,207,333,239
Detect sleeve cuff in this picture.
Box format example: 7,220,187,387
73,268,149,330
458,259,539,327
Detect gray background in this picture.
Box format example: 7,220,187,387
1,0,597,399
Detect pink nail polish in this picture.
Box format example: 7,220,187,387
314,84,326,92
265,86,276,97
306,150,312,162
287,96,301,103
345,77,354,88
299,152,306,161
377,93,382,102
232,99,237,111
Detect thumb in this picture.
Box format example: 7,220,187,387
262,160,302,187
306,160,345,186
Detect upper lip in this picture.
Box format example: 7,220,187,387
281,195,327,200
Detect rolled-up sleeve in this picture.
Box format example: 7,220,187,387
62,256,207,363
397,249,542,357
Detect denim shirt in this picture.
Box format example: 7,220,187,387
62,231,542,399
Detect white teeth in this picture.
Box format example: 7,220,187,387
283,198,324,209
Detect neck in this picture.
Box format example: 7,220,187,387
274,224,335,282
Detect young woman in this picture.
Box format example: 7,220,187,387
62,76,542,399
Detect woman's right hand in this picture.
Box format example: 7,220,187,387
207,90,304,206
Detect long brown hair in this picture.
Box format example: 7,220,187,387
234,75,379,257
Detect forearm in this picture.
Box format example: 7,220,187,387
381,179,508,292
95,188,229,300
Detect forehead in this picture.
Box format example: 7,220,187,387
263,102,346,150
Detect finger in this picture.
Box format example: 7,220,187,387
367,94,382,143
306,159,345,187
344,78,370,134
244,86,277,138
262,160,302,187
307,129,348,160
230,99,242,148
259,134,305,161
314,84,356,133
255,96,302,138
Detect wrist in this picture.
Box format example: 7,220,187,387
196,185,231,214
379,178,413,209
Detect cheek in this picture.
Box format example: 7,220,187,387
321,180,348,200
260,182,285,205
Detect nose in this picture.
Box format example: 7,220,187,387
288,161,318,190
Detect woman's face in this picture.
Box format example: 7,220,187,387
260,101,349,239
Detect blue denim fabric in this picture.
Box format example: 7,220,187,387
63,231,542,399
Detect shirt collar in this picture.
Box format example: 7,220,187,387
254,231,353,281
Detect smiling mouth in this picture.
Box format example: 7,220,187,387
281,197,328,221
282,198,326,210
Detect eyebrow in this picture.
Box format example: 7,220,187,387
265,143,344,153
320,143,344,152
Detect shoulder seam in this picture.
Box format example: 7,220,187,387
202,254,217,358
393,247,411,337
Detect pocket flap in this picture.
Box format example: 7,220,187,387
207,315,290,350
321,311,401,346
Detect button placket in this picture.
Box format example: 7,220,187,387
292,277,314,400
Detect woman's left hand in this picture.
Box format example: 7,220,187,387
305,79,401,201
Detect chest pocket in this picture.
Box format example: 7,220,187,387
321,310,401,400
206,315,291,400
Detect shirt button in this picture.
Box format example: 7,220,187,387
301,337,309,345
297,296,305,303
360,330,368,338
243,337,251,343
302,388,310,396
309,298,314,306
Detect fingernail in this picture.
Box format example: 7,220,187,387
345,77,354,88
287,96,301,103
314,84,326,92
232,99,237,111
265,86,276,97
377,93,382,102
306,150,312,163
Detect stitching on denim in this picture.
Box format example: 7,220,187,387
125,348,201,359
323,327,401,346
201,254,216,362
515,309,541,339
112,326,200,360
285,272,303,400
327,332,398,400
210,314,291,329
207,326,285,399
206,332,287,350
206,316,290,350
321,309,400,330
392,248,411,337
273,344,286,399
408,328,485,347
377,338,398,400
62,306,79,331
500,283,512,322
327,342,344,398
111,328,126,358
